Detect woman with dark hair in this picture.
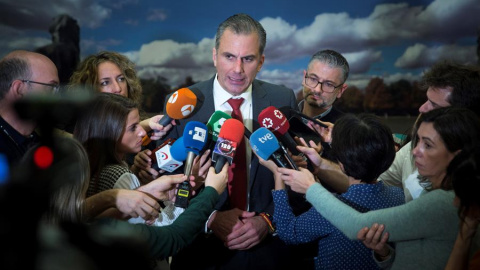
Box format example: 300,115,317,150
74,93,146,197
445,147,480,270
278,107,480,270
7,135,229,269
256,114,405,269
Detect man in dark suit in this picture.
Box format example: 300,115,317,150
165,14,297,270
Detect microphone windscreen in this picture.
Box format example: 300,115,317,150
170,136,187,161
165,88,197,120
249,127,280,160
207,111,232,142
258,106,290,135
183,121,208,155
218,118,244,143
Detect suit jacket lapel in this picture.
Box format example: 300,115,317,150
249,80,271,191
251,80,270,131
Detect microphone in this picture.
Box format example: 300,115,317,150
158,87,197,126
149,137,188,173
206,111,232,150
250,127,299,170
211,118,244,173
175,121,208,208
258,106,303,157
170,136,188,162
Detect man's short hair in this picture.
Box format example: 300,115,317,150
0,56,31,100
422,62,480,116
308,49,350,82
215,13,267,56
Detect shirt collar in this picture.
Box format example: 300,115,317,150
213,74,252,107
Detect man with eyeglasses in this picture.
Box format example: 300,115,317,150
299,49,349,124
0,50,60,166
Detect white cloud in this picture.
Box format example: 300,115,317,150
136,38,214,68
395,43,477,69
260,0,479,67
344,50,383,74
257,69,303,91
137,66,216,89
147,9,168,22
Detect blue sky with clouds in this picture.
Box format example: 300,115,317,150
1,0,478,91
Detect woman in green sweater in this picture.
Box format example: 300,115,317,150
277,107,480,270
12,135,228,268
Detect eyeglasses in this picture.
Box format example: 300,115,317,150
304,74,343,93
21,79,60,93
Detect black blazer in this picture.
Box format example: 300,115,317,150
160,76,297,214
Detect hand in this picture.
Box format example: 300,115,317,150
133,149,162,183
138,174,195,201
278,167,316,194
209,209,255,243
225,215,269,250
254,148,279,174
295,136,323,154
204,164,229,194
256,151,284,189
147,115,175,140
190,149,212,191
307,120,333,143
357,223,390,258
115,189,160,221
291,153,308,169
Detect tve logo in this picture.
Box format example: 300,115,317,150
257,132,274,144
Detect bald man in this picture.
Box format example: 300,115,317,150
0,50,59,165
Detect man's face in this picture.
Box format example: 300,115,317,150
212,29,264,96
418,86,452,114
302,60,347,110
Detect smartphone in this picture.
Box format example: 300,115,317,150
289,108,328,128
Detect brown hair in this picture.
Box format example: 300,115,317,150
69,51,142,106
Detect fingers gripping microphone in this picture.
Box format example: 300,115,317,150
250,128,298,170
158,88,197,126
211,118,244,173
175,121,208,208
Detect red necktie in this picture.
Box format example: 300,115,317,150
227,98,247,210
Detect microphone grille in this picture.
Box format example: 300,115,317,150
166,88,197,119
